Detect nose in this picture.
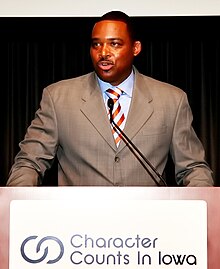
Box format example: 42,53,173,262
100,43,110,58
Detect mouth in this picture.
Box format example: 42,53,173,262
97,61,114,71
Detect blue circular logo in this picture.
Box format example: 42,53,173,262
20,236,64,264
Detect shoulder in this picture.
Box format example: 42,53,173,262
45,72,95,93
40,72,97,103
139,73,184,94
135,70,187,102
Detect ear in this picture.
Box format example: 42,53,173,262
133,41,142,56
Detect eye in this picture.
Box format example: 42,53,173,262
91,41,101,49
111,41,122,47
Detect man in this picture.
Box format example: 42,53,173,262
7,11,213,186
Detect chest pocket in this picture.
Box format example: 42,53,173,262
141,125,167,136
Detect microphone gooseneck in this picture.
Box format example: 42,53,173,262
107,97,167,187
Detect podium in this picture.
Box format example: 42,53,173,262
0,186,219,268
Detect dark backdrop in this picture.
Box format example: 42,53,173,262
0,16,219,186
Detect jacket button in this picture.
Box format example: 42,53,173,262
115,157,120,162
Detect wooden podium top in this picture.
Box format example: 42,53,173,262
0,186,219,269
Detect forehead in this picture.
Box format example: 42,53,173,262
92,20,129,39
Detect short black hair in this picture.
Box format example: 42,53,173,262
97,10,137,42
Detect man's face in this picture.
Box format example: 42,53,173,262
90,20,141,86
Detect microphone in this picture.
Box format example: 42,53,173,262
107,98,167,186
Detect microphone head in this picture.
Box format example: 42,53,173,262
107,98,114,123
107,98,114,110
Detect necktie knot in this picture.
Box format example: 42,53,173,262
106,87,123,100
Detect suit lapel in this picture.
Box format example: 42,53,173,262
118,71,154,152
80,73,117,150
79,71,154,152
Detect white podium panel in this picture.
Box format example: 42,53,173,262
9,199,207,269
1,186,220,269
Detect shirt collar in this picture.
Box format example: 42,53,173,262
97,69,134,98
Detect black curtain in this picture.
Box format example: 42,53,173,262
0,16,219,186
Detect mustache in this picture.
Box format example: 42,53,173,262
98,57,114,64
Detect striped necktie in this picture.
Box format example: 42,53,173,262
106,87,125,147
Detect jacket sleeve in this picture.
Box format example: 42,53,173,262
170,92,214,186
6,87,58,186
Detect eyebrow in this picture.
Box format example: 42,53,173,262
91,37,124,42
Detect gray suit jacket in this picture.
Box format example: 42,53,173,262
7,68,213,186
